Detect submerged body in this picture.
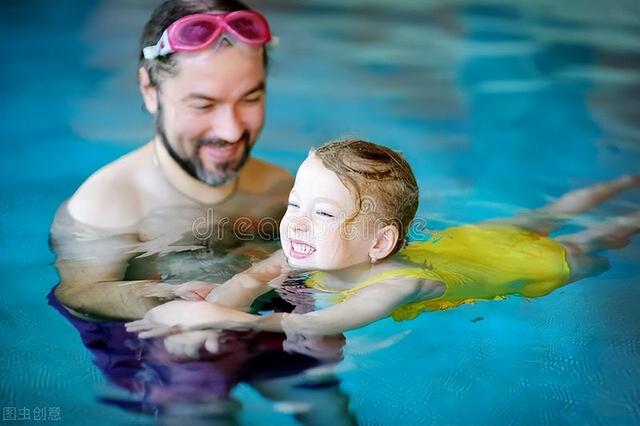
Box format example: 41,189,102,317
306,223,572,321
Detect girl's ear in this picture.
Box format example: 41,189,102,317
138,66,158,114
369,224,400,262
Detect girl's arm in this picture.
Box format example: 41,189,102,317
205,249,289,311
128,278,445,338
257,278,445,335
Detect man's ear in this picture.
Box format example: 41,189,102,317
138,66,158,114
369,224,400,262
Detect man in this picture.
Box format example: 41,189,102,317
52,0,293,320
48,6,358,419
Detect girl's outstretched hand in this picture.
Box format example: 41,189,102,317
125,300,252,339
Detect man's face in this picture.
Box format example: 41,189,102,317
155,44,266,186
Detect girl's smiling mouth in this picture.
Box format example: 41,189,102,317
289,239,316,259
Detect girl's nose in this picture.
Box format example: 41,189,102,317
291,215,311,233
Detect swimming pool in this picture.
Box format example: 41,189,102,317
1,0,639,424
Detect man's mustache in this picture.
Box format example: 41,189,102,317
196,131,250,149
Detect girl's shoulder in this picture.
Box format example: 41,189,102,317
375,257,443,283
343,259,443,299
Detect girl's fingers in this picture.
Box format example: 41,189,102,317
125,320,156,332
138,325,184,339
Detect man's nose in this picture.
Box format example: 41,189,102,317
211,105,244,142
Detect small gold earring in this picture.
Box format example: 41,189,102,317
370,256,377,264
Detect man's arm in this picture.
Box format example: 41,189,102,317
55,263,169,321
51,201,171,321
53,238,174,321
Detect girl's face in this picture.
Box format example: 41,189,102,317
279,153,375,270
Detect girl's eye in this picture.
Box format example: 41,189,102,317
287,202,299,208
316,211,335,218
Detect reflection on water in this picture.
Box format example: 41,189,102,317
48,288,353,424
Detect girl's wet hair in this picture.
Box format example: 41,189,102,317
313,138,419,255
139,0,269,86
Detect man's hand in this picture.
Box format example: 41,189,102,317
174,281,220,300
142,281,219,301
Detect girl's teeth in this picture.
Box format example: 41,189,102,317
292,242,315,254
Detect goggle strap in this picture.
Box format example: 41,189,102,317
143,45,159,60
143,31,173,60
267,35,280,48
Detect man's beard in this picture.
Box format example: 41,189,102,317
156,104,252,187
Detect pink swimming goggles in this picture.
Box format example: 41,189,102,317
142,10,273,59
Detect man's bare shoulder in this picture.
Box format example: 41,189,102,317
67,143,156,229
239,157,293,195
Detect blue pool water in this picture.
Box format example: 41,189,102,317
1,0,639,424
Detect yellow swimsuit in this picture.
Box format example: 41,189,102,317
306,224,572,321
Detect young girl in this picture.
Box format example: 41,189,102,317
127,139,639,340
